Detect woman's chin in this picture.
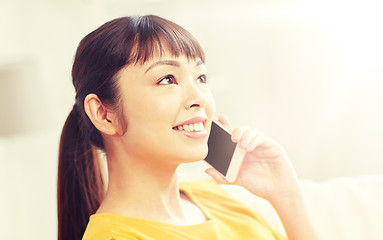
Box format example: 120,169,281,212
178,149,208,164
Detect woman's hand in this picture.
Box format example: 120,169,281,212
205,114,300,204
206,115,319,240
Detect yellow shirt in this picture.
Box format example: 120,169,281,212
82,180,286,240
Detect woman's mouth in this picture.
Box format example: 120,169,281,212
172,117,209,139
172,122,205,132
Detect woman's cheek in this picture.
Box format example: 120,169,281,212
206,91,216,117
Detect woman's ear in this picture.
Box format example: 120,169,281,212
84,94,119,135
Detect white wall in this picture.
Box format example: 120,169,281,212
1,0,383,239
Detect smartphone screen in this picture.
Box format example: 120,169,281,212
204,121,237,176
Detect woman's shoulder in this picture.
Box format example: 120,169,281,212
179,179,247,206
180,179,285,235
180,178,259,205
82,214,113,240
179,179,222,194
180,179,254,212
82,214,139,240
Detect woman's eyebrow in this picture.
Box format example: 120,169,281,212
145,60,180,74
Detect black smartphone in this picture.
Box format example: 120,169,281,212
204,120,246,182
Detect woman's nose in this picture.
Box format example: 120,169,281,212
183,84,207,109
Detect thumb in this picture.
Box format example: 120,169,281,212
205,168,230,184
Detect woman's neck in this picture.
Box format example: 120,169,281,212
97,151,188,225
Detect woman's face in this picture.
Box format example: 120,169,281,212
115,51,215,168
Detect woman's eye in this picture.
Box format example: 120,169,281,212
158,75,177,85
196,75,207,84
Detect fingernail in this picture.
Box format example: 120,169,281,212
232,133,239,142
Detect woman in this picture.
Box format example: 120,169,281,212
58,15,318,240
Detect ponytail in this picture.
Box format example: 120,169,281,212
57,105,104,240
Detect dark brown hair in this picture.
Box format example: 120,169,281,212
57,15,205,240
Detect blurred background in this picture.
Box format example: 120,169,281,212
1,0,382,238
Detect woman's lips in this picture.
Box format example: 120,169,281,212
172,117,208,138
173,128,208,138
172,117,207,132
173,122,204,132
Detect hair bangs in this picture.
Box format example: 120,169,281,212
127,15,205,65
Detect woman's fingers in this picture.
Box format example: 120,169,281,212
231,127,249,143
246,134,266,151
232,127,279,157
216,114,280,156
239,129,262,150
248,135,275,150
217,114,232,131
232,127,264,149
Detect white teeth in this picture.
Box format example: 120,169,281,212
175,122,205,132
